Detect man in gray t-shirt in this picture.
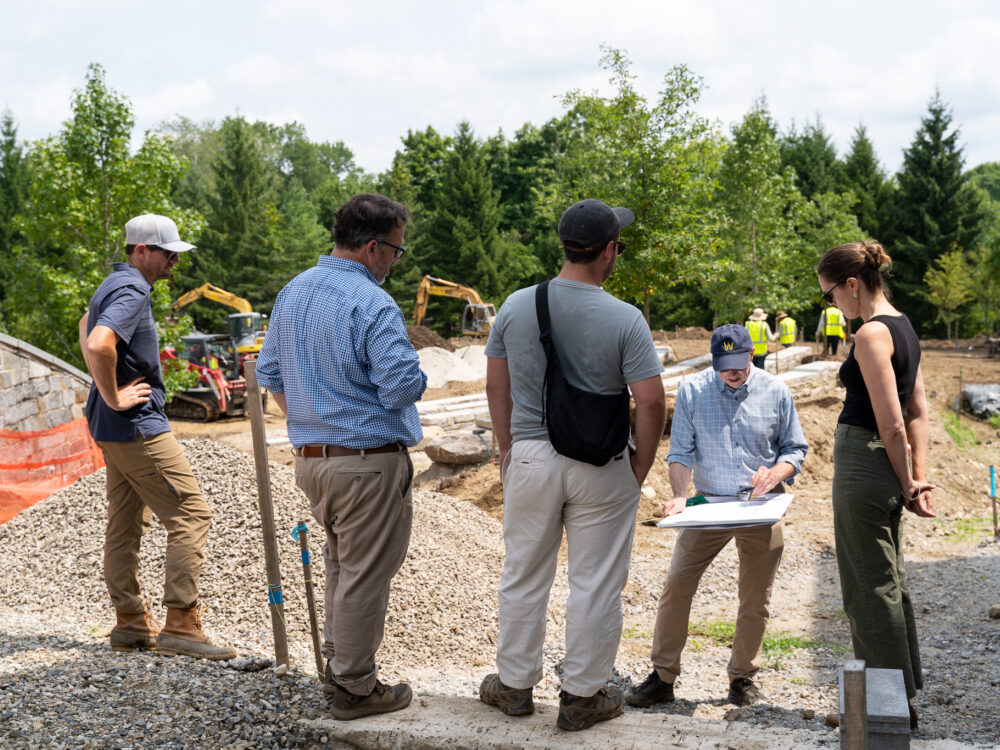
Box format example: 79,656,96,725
478,199,665,731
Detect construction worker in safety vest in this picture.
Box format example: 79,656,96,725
815,305,846,356
775,312,797,347
744,307,775,369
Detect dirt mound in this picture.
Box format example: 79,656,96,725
407,325,454,351
659,326,713,340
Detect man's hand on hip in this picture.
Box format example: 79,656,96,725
111,377,152,411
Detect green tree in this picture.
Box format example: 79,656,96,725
0,109,29,302
6,63,202,368
559,47,721,321
887,92,984,331
966,162,1000,202
705,101,806,322
838,125,892,239
968,243,1000,335
780,119,842,199
923,249,972,339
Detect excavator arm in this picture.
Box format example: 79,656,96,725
413,276,487,326
172,283,254,315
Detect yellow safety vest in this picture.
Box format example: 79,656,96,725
824,307,845,338
779,317,796,345
745,320,769,356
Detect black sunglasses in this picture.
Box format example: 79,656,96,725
150,246,179,262
376,239,406,259
821,279,844,304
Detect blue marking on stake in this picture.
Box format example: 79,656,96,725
291,523,308,541
267,584,283,605
991,465,995,498
301,550,310,565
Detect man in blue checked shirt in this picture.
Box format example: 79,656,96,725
626,324,807,710
255,193,426,721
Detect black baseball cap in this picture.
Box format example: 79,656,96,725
710,324,753,371
558,199,634,249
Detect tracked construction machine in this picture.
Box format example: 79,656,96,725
412,275,497,336
171,283,268,356
161,334,257,421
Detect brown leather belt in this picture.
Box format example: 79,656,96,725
292,442,406,458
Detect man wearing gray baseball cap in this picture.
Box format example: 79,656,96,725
78,214,235,661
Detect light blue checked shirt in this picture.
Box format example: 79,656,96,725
667,367,808,496
255,255,426,449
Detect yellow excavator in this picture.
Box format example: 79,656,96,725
171,283,267,355
412,275,497,336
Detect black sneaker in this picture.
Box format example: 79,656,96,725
557,686,625,731
727,677,763,707
625,670,676,707
479,673,535,715
328,679,412,720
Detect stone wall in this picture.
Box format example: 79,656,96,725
0,333,91,431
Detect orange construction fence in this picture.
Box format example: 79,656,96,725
0,418,104,524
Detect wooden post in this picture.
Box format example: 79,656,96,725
245,361,289,667
294,520,326,680
843,659,868,749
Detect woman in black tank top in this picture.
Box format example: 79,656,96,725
817,241,935,730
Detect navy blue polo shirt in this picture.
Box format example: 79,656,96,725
84,263,170,442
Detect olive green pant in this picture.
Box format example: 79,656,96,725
832,423,922,698
99,432,212,613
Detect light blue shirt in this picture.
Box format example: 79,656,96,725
667,367,808,496
255,255,426,449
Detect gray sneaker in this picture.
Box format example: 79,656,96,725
557,686,625,731
328,680,412,720
479,673,535,716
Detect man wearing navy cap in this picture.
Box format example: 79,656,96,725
625,324,807,708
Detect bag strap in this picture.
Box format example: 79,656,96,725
535,281,555,426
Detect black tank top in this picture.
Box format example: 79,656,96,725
838,314,921,431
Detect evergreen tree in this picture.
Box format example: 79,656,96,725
887,92,984,331
0,109,29,302
779,119,842,199
838,125,891,239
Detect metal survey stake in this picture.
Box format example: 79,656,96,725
245,361,289,667
293,520,325,680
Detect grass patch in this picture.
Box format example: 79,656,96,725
688,618,849,669
791,676,810,685
936,516,993,542
621,626,652,639
989,413,1000,429
944,412,979,449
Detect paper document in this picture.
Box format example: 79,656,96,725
656,493,793,530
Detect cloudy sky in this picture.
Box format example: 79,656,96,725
2,0,997,176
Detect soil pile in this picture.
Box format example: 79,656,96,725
407,325,454,351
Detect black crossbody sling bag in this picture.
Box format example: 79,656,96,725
535,281,630,466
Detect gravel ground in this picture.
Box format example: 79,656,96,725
2,438,998,748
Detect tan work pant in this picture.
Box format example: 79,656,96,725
651,519,784,684
497,440,640,697
98,432,212,613
294,450,413,696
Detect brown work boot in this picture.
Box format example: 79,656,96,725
479,673,535,715
156,605,237,661
328,679,412,720
557,686,625,731
110,610,161,652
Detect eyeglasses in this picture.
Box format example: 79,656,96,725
150,246,179,262
820,279,844,304
376,239,406,260
614,241,627,256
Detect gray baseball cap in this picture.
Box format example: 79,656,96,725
558,199,634,249
125,214,196,252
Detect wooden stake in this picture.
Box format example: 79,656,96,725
294,520,326,680
244,361,289,667
843,660,868,749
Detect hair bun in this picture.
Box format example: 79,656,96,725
862,241,891,271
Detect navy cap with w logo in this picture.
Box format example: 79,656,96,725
710,324,753,371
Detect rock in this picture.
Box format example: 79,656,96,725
801,708,815,720
962,384,1000,418
989,604,1000,619
660,346,676,365
825,712,839,727
425,435,490,465
641,486,656,499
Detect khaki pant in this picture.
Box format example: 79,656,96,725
294,450,413,696
651,518,784,684
497,440,640,697
98,432,212,612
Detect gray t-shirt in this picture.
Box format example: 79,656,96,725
484,278,663,443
